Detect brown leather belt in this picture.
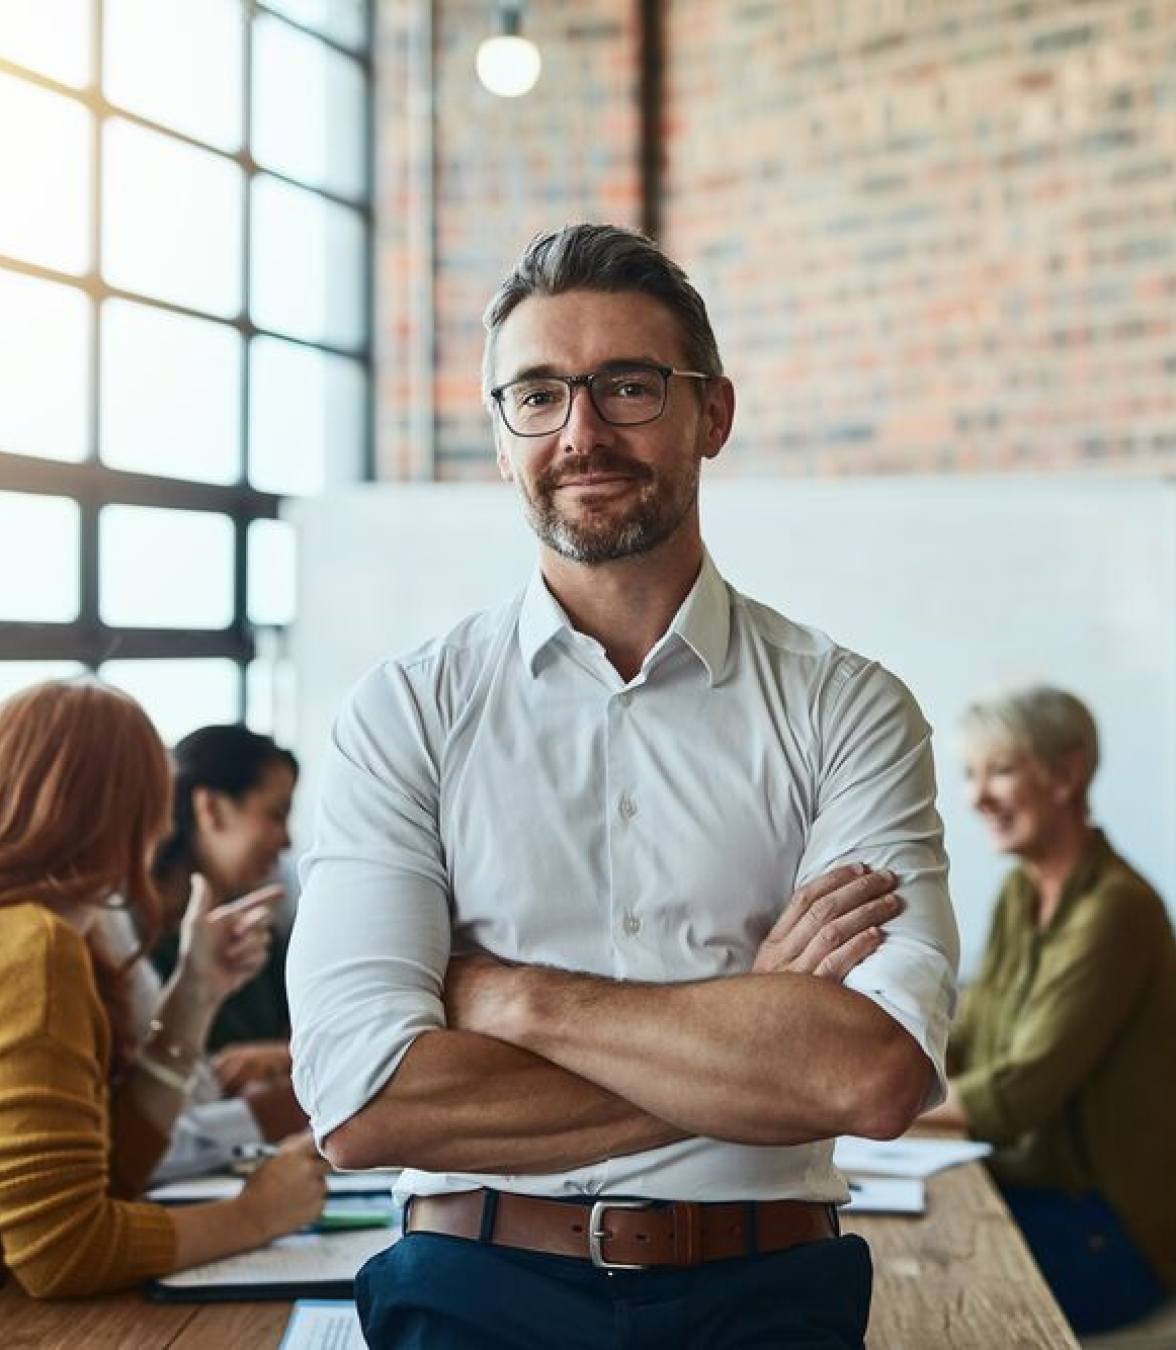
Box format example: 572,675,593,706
405,1190,837,1270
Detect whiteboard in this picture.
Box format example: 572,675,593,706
286,475,1176,977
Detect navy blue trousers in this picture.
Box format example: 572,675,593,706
356,1228,872,1349
1001,1186,1167,1335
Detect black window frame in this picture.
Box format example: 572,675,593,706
0,0,375,715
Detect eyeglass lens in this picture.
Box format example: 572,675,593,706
500,367,666,434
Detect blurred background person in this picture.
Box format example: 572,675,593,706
0,680,327,1298
922,686,1176,1335
152,725,298,1094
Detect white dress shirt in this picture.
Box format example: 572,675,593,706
288,551,959,1204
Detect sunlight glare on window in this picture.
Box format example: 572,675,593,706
249,337,365,495
0,270,91,462
104,0,243,152
0,662,88,703
99,505,235,629
101,300,241,483
0,75,92,273
100,658,239,745
253,14,366,201
0,0,92,88
250,175,366,349
247,519,296,627
260,0,368,52
103,118,244,317
0,492,80,622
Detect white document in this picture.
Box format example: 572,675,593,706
279,1299,366,1350
148,1169,399,1203
154,1226,398,1291
834,1134,992,1179
842,1176,925,1214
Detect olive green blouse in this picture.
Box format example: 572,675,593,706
950,830,1176,1288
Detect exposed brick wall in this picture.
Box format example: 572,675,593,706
375,0,641,480
376,0,1176,479
664,0,1176,474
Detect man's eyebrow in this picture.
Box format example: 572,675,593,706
502,357,665,383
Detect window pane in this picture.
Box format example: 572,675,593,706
0,661,87,703
253,15,366,200
0,75,92,274
0,0,92,88
100,299,241,483
247,519,295,626
259,0,368,52
249,337,364,494
103,118,243,317
246,652,296,744
250,175,365,349
99,504,234,628
104,0,243,152
100,658,239,744
0,492,79,621
0,270,91,462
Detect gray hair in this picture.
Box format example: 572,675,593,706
958,685,1100,796
481,223,723,398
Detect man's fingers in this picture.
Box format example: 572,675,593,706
800,893,903,960
812,927,885,981
785,864,872,914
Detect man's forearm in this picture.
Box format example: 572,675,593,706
322,1027,685,1172
476,966,931,1146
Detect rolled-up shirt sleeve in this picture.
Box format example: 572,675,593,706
287,661,452,1147
796,659,960,1108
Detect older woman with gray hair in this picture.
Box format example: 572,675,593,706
923,686,1176,1334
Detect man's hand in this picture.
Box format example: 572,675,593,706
752,864,902,980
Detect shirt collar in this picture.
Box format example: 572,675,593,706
517,548,732,685
665,549,731,686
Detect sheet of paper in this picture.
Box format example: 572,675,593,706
834,1134,992,1179
843,1176,925,1214
148,1169,400,1204
155,1225,398,1290
279,1299,366,1350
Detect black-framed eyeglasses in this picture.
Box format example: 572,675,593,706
489,362,712,437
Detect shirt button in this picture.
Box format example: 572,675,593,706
619,793,637,820
618,691,632,708
622,911,642,935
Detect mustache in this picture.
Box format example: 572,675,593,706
539,452,654,491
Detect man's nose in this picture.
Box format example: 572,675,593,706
559,382,614,451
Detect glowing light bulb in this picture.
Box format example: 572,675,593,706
475,34,541,98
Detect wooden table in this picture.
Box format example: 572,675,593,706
0,1162,1078,1348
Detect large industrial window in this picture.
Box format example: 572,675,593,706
0,0,372,744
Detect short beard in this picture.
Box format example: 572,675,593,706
519,455,700,564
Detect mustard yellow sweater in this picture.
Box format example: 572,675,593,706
0,904,177,1297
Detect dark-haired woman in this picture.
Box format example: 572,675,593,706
152,725,298,1081
0,681,327,1298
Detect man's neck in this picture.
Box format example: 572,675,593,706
540,529,705,683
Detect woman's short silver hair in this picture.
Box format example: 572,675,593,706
958,685,1100,795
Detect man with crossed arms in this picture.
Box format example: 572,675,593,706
288,223,959,1348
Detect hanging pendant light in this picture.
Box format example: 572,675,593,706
475,1,541,98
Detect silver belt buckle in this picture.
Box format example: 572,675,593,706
588,1198,653,1270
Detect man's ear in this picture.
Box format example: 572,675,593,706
492,422,515,482
700,376,736,461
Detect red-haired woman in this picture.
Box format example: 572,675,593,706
0,680,328,1298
